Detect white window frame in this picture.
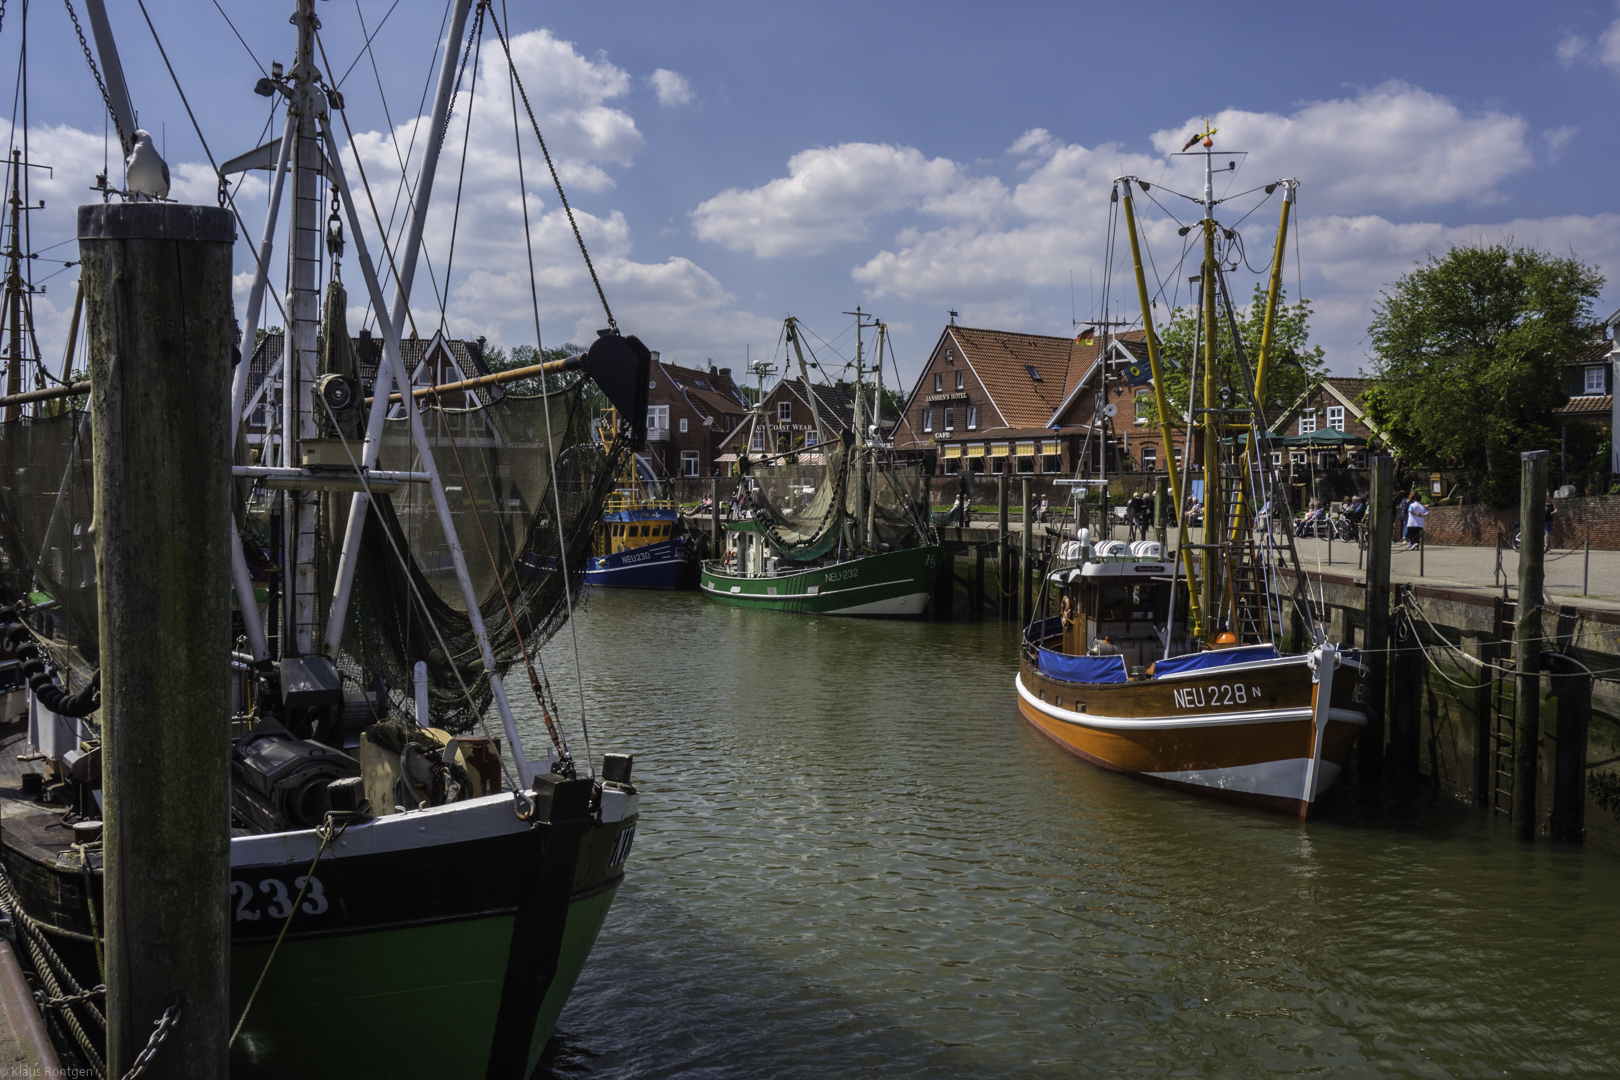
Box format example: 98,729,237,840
680,451,700,476
1271,451,1283,466
944,407,955,431
955,370,965,391
967,406,978,430
1298,416,1317,435
750,426,765,451
778,402,793,424
1326,406,1345,431
1134,394,1150,426
934,372,943,392
1290,450,1308,465
679,417,689,433
647,405,670,439
1141,445,1157,471
804,429,818,447
1586,366,1605,395
922,409,933,432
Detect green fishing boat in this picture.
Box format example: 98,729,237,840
700,313,941,618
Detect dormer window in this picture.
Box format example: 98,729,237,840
1026,365,1042,382
1586,366,1606,395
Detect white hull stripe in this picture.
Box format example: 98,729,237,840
701,575,919,601
1145,758,1343,802
825,591,930,616
1015,674,1368,732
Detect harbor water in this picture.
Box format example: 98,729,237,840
521,591,1620,1078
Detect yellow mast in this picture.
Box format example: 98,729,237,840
1251,180,1297,406
1117,179,1202,634
1200,208,1220,641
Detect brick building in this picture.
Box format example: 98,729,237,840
644,355,750,478
716,378,893,462
894,324,1148,477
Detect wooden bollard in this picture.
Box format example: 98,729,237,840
1514,450,1549,839
1360,455,1393,777
1154,474,1168,547
1020,478,1034,626
83,203,235,1077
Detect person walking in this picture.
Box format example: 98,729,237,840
1404,493,1428,549
1125,492,1145,541
1544,491,1557,544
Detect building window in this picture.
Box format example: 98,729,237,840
1351,451,1368,468
946,348,954,364
934,373,943,392
805,430,818,447
1326,406,1344,431
750,426,765,451
679,417,689,433
1298,416,1317,435
647,405,669,439
1290,450,1308,465
1142,445,1157,471
1042,453,1061,473
1135,394,1152,426
955,370,965,391
923,410,933,432
1025,365,1042,382
1586,366,1605,395
1173,447,1183,469
778,402,793,424
944,407,955,430
681,451,700,476
1016,454,1034,474
967,406,978,430
1271,451,1283,466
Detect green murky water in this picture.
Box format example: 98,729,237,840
518,590,1620,1079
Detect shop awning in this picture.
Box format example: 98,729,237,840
965,444,986,458
1015,441,1036,455
942,445,962,459
990,442,1011,457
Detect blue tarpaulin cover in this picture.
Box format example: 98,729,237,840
1037,650,1129,684
1152,644,1279,678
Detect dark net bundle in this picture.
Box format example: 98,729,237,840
748,444,848,561
861,458,935,549
0,407,102,668
340,383,626,733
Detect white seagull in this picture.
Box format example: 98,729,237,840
125,130,170,201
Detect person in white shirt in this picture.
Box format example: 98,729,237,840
1404,494,1428,549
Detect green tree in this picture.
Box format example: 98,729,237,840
1147,283,1326,426
1362,243,1604,506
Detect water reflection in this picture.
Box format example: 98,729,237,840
523,590,1620,1078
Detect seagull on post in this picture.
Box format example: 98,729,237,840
125,130,170,201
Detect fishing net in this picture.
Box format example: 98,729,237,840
0,407,99,664
748,446,848,561
335,385,624,733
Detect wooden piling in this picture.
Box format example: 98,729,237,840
1514,449,1549,840
82,203,235,1077
974,545,986,618
1549,658,1590,843
710,476,721,561
1020,478,1034,626
1471,623,1500,807
1388,606,1421,776
1360,454,1393,777
997,475,1009,620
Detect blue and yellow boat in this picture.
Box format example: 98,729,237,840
584,411,699,589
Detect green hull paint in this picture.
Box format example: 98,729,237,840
229,884,619,1078
700,545,940,616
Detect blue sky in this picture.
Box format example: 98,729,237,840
5,0,1619,390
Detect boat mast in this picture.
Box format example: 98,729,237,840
3,151,24,420
1199,133,1220,640
1116,176,1203,633
784,317,826,451
283,0,322,658
867,322,885,547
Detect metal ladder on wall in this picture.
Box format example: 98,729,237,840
1216,458,1314,646
1489,599,1518,816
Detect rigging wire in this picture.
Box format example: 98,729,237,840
209,0,267,78
488,0,617,333
334,0,406,89
502,0,594,777
434,0,485,334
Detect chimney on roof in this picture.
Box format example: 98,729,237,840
649,351,660,363
709,362,717,375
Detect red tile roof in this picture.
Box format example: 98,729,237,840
1553,394,1612,415
944,326,1148,429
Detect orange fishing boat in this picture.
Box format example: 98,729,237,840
1017,129,1367,818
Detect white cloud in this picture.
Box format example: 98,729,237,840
690,142,1007,257
1557,33,1588,64
1544,126,1577,162
1149,83,1531,213
647,69,693,108
1556,7,1620,73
